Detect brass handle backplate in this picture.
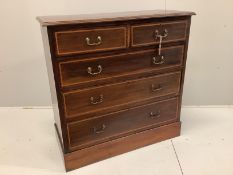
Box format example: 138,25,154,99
86,36,102,46
152,55,165,65
155,29,168,40
90,94,103,105
87,65,103,75
151,84,162,92
150,110,161,119
93,124,106,134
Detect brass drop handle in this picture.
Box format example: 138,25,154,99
90,94,103,105
152,55,165,65
86,36,102,46
151,84,162,92
87,65,103,75
93,124,106,134
150,110,161,119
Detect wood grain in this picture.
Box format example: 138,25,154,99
67,97,179,150
63,72,181,119
55,26,127,55
64,122,181,171
59,45,184,87
38,10,194,171
37,10,195,26
132,20,187,47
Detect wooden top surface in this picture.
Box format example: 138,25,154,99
37,10,195,26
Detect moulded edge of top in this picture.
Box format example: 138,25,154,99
36,9,196,26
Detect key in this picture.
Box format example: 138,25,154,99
155,29,168,56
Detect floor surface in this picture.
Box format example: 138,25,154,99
0,107,232,175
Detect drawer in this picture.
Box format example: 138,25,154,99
63,72,181,119
59,45,184,87
131,20,187,47
67,97,179,149
55,26,127,56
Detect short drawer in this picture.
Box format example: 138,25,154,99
55,26,127,56
63,72,181,119
131,20,187,47
67,98,179,149
59,45,184,87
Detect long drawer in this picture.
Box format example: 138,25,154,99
63,72,181,119
67,97,179,150
59,45,184,87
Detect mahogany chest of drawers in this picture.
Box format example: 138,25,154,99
37,10,195,171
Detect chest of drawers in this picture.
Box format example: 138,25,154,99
37,10,195,171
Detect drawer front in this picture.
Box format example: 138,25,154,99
55,26,127,56
63,72,181,119
67,98,179,149
59,46,184,87
132,21,187,47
